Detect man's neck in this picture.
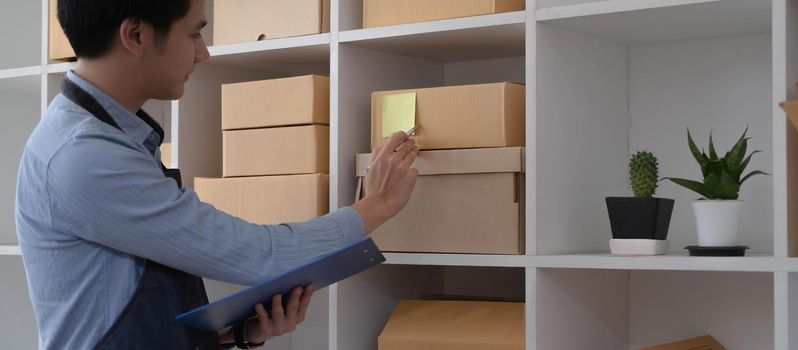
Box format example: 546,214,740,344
74,59,147,114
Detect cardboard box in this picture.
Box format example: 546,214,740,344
371,83,525,151
363,0,525,28
194,174,328,224
49,0,75,60
213,0,330,45
223,125,329,177
222,75,329,130
356,147,524,254
378,300,524,350
780,101,798,129
160,143,172,169
638,335,726,350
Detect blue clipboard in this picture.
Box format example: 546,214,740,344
176,238,386,332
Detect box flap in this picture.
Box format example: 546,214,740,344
356,147,523,177
378,300,524,349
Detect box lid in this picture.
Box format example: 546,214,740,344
356,147,524,177
378,300,524,349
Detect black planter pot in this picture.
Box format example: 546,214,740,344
605,197,675,240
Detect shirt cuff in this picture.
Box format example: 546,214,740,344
325,207,366,245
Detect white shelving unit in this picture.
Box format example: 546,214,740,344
3,0,798,349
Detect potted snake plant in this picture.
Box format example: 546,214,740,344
606,151,674,255
664,128,768,247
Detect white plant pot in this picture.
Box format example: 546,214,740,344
692,200,742,246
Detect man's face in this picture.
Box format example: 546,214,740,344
141,0,209,100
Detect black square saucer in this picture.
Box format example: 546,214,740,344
684,245,750,257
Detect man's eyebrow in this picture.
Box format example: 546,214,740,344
198,20,208,29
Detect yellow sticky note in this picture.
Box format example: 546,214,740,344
382,93,416,138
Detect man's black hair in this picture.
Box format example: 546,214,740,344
57,0,192,58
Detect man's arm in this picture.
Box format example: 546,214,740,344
48,131,364,286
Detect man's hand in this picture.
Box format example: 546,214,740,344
351,131,419,234
246,285,314,343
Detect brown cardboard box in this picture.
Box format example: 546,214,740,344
160,143,172,169
378,300,524,350
194,174,328,224
222,75,329,130
356,147,524,254
780,101,798,129
371,83,525,151
213,0,330,45
637,335,726,350
223,125,329,177
49,0,75,60
363,0,525,28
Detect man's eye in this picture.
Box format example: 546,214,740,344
192,33,202,39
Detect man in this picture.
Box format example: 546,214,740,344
15,0,419,348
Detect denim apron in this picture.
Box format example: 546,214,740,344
61,78,220,349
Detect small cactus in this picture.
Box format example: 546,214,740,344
630,151,659,198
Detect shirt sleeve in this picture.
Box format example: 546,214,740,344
47,128,365,286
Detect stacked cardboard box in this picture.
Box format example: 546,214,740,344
213,0,330,45
49,0,75,60
358,82,525,254
195,75,330,224
378,300,524,350
363,0,525,28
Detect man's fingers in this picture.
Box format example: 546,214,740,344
285,287,302,328
377,131,408,160
400,145,419,166
297,285,314,323
271,294,286,336
255,304,273,339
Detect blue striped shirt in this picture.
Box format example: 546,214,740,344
15,71,364,349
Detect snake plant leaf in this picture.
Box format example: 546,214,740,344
708,131,719,160
716,169,741,200
726,128,749,175
737,150,762,179
687,129,708,169
666,177,708,198
741,170,769,184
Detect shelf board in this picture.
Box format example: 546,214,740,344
535,253,780,272
382,252,527,267
46,61,76,74
205,33,330,76
339,11,525,62
0,65,40,80
536,0,771,45
0,245,21,256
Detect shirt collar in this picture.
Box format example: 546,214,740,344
65,70,159,146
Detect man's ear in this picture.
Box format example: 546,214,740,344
119,18,146,58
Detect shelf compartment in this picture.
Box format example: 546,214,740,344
536,0,771,45
205,33,330,76
339,11,525,62
337,265,524,350
535,18,773,255
536,268,773,349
